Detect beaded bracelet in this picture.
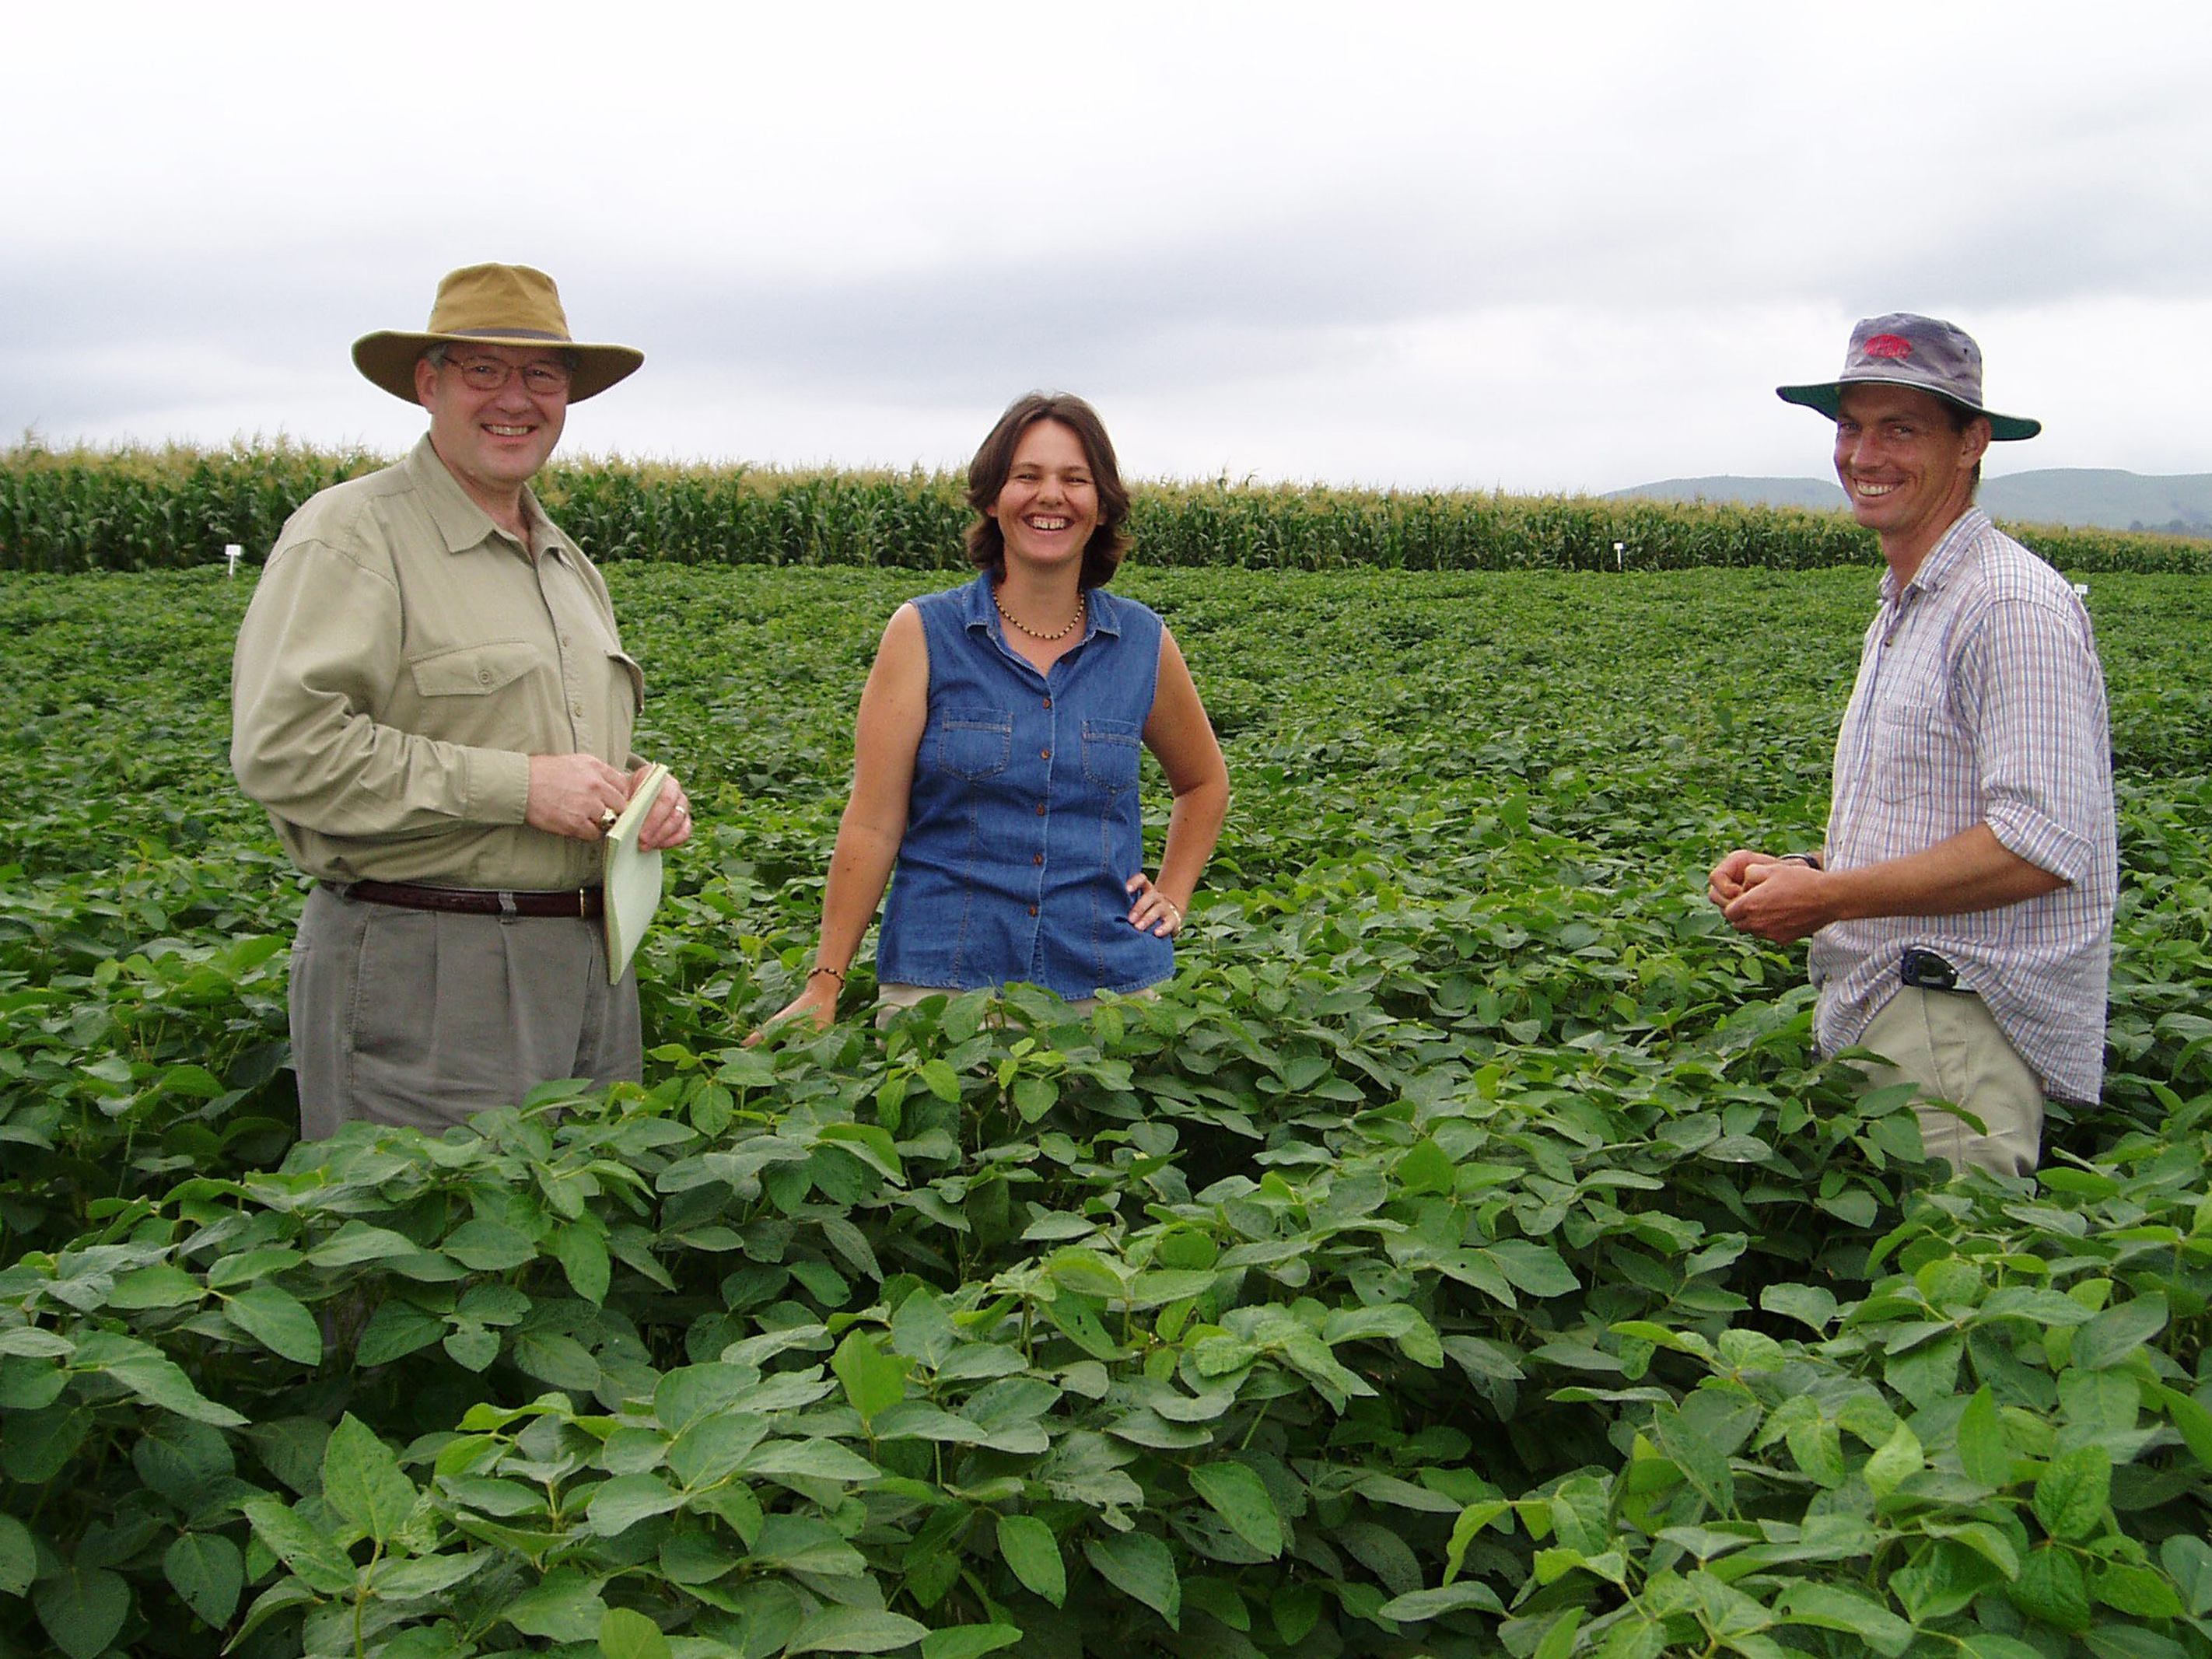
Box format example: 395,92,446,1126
807,966,846,985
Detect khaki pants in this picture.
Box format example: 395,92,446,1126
1856,985,2044,1178
289,884,641,1140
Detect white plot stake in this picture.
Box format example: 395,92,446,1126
225,544,243,578
1613,541,1625,571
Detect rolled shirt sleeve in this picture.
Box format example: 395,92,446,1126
1957,597,2105,887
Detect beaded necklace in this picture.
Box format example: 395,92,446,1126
994,586,1086,642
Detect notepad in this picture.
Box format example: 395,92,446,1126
602,763,670,982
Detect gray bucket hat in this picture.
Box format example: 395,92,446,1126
1777,313,2039,441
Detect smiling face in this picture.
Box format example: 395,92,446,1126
1832,383,1990,578
987,419,1100,576
415,343,570,523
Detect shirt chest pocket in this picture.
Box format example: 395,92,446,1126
1080,718,1143,790
1871,702,1970,805
933,709,1012,780
607,649,644,714
408,639,543,698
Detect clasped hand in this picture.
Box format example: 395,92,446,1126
1707,849,1826,944
526,754,694,849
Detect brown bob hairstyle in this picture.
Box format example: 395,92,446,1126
963,393,1132,589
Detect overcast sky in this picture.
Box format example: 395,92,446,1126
7,2,2207,494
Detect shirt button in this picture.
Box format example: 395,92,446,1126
478,669,492,684
1040,749,1051,761
1034,804,1046,817
1042,698,1052,709
571,702,584,717
1032,852,1043,865
1027,905,1038,916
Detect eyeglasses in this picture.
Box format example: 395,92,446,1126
442,355,574,395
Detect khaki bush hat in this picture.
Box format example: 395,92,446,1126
352,264,644,403
1777,313,2039,441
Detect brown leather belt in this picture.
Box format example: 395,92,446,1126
342,880,604,919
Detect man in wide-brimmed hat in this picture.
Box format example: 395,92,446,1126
233,263,694,1139
1707,313,2115,1178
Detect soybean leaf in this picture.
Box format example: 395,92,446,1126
442,1220,537,1272
500,1568,607,1641
587,1473,684,1535
322,1415,418,1545
2070,1294,2168,1372
789,1608,931,1654
2090,1562,2184,1619
0,1515,35,1595
443,1321,501,1373
1759,1283,1837,1334
74,1334,247,1426
740,1437,884,1483
2032,1444,2112,1543
2011,1545,2093,1634
1955,1386,2012,1488
600,1606,673,1659
1776,1584,1911,1658
1483,1240,1579,1297
921,1625,1021,1659
510,1329,599,1391
1377,1583,1506,1620
1863,1421,1923,1500
304,1222,424,1268
373,1553,489,1600
831,1329,908,1426
2163,1535,2212,1618
1189,1461,1284,1558
554,1221,611,1305
1084,1531,1181,1628
163,1531,244,1626
33,1563,129,1659
221,1284,323,1367
996,1514,1066,1606
2150,1382,2212,1472
240,1495,356,1595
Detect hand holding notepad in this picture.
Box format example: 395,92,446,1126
601,762,671,982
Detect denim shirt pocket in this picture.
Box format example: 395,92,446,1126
933,709,1013,780
1080,718,1143,791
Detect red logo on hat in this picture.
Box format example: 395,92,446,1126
1864,334,1913,359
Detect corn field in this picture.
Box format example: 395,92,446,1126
4,439,2207,575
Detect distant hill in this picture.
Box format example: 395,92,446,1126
1609,469,2212,535
1611,476,1846,513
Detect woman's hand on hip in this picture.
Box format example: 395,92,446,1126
1125,873,1185,937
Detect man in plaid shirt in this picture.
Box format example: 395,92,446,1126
1709,314,2116,1178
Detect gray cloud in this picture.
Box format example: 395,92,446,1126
7,2,2210,490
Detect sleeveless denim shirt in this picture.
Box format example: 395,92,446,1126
877,572,1172,998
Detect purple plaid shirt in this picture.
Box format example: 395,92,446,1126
1810,509,2116,1102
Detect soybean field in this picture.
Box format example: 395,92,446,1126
2,560,2210,1659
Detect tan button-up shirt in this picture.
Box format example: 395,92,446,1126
231,436,643,890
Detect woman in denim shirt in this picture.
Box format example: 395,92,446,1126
766,394,1230,1029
